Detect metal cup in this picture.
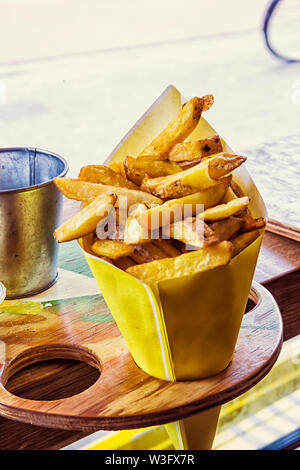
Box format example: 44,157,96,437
0,147,68,299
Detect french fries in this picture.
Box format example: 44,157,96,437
114,256,136,270
53,93,265,284
240,214,266,233
54,193,116,243
92,239,134,259
210,217,242,242
124,156,181,185
54,178,162,208
109,162,126,177
130,242,168,264
138,97,206,160
198,196,250,221
231,230,260,257
142,154,246,198
169,135,222,162
79,165,138,190
168,218,218,248
152,239,181,257
126,241,232,283
124,215,151,245
124,177,231,244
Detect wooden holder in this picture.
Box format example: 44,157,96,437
0,281,282,432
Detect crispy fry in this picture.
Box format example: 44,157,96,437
124,215,152,245
126,241,232,283
199,197,250,221
130,242,168,264
78,165,138,190
210,217,242,241
177,157,203,170
124,155,181,185
53,178,162,208
168,218,218,248
54,193,116,243
131,177,231,238
201,94,214,111
169,135,222,162
231,230,260,257
138,97,205,160
152,239,181,257
142,154,244,199
230,180,245,198
221,185,239,203
114,256,136,270
240,215,266,233
109,162,126,178
92,239,134,260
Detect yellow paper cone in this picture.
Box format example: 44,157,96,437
164,406,221,450
79,86,266,449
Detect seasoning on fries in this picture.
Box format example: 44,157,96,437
54,94,265,283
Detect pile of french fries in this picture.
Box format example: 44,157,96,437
54,95,265,283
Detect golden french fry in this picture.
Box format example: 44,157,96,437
201,94,214,111
130,242,168,264
142,154,245,198
78,165,138,190
210,217,243,241
221,185,239,203
152,239,181,257
124,215,151,245
126,177,231,244
109,162,126,178
126,241,232,283
169,135,222,162
199,196,250,221
138,97,206,160
53,178,162,208
114,256,136,270
177,157,204,170
92,239,134,260
123,203,152,244
240,215,266,233
128,202,148,216
231,230,260,257
124,155,181,185
168,218,218,248
230,180,245,198
54,193,116,243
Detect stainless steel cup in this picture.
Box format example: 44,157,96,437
0,148,68,298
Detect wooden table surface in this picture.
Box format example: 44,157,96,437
0,200,299,450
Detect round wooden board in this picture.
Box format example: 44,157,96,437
0,281,282,431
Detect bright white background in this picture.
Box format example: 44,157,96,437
0,0,299,176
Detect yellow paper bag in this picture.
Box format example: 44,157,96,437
79,85,266,383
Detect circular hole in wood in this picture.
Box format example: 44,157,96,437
3,345,101,401
244,288,260,314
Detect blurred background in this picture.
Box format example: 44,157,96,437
0,0,299,177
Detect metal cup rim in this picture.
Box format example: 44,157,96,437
0,146,69,194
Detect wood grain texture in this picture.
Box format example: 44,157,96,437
267,219,300,243
265,270,300,342
0,282,282,431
